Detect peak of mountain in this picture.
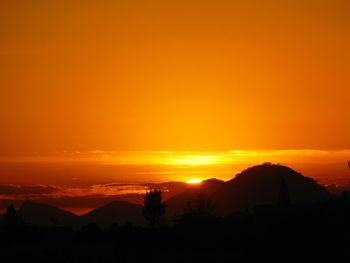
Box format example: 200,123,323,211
80,201,144,227
231,163,306,181
19,201,80,227
203,178,224,185
214,163,331,214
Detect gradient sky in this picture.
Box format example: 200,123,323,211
0,1,350,190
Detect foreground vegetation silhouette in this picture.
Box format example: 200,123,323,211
1,163,350,262
142,189,166,227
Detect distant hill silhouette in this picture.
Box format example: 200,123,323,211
0,181,189,212
165,164,331,217
0,164,333,228
214,163,331,215
80,201,144,227
19,201,80,227
165,178,224,218
2,200,144,228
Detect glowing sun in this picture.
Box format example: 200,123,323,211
186,178,203,184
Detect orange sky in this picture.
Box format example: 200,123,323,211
0,1,350,186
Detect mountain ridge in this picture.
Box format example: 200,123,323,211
1,164,332,227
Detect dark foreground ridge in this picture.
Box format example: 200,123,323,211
1,164,350,262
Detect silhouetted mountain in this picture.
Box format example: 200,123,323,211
9,200,144,228
19,201,80,227
80,201,144,227
0,181,189,212
214,163,331,215
165,178,224,218
2,165,332,228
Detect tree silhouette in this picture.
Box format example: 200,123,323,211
3,204,19,228
178,194,217,226
184,194,216,215
142,189,166,227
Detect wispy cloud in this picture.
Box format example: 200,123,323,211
0,184,60,196
1,149,349,166
0,183,160,200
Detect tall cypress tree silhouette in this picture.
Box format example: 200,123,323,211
142,189,166,227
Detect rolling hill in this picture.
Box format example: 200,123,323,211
213,163,331,214
80,201,144,227
19,201,80,227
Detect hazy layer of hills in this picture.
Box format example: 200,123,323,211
80,201,143,227
0,181,190,211
19,201,80,227
1,164,333,228
13,200,143,228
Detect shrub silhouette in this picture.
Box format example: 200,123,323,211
184,194,216,214
178,194,217,226
142,189,166,227
3,204,20,228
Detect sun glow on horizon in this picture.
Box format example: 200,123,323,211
169,155,224,166
186,178,203,184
